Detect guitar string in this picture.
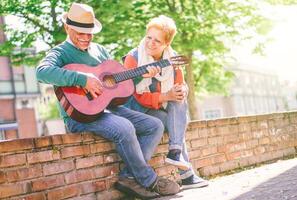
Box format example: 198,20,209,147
113,59,171,83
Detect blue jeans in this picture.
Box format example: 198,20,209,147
65,106,164,187
146,101,195,178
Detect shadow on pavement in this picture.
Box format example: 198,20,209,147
233,165,297,200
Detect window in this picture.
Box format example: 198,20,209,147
204,109,221,119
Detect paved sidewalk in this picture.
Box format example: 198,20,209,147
156,157,297,200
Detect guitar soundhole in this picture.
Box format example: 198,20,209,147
103,75,116,88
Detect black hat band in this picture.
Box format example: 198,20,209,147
66,17,94,28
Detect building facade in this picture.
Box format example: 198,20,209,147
0,16,40,140
198,64,285,120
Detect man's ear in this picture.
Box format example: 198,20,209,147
64,24,69,34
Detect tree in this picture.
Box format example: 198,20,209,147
88,0,266,119
0,0,280,119
0,0,72,65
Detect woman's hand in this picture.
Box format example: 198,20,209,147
160,83,187,103
142,66,161,78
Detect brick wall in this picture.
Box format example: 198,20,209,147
0,112,296,199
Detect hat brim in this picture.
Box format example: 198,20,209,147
62,13,102,34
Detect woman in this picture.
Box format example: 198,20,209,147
124,15,209,189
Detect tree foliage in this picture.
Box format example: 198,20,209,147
87,0,268,119
0,0,73,65
0,0,279,119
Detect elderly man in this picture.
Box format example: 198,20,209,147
36,2,179,199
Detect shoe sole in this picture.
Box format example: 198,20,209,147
114,182,159,200
165,158,190,170
181,182,209,190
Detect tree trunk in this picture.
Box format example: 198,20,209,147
185,52,199,120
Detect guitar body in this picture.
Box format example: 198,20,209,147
54,60,134,123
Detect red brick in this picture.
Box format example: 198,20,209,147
198,128,208,138
240,150,254,158
185,129,199,140
238,132,253,140
7,165,42,182
155,165,177,176
71,193,96,200
208,136,224,145
191,138,207,148
51,135,63,145
47,185,79,200
31,175,64,191
218,145,227,153
148,155,164,167
0,182,30,198
207,127,218,137
96,189,125,200
61,145,90,158
105,177,119,189
79,180,106,194
188,120,207,129
0,138,34,153
82,133,99,142
65,169,95,184
12,193,46,200
0,154,26,168
219,160,239,172
199,165,220,176
155,144,169,154
245,139,259,149
90,142,114,154
259,137,270,145
238,157,250,167
252,130,264,138
188,149,202,159
228,125,239,134
43,160,74,176
253,146,266,155
0,170,5,183
34,137,52,148
226,151,241,160
70,193,97,200
238,123,251,133
76,156,104,169
94,165,119,178
211,154,227,164
217,126,230,135
62,134,82,144
239,115,257,123
104,153,120,164
193,157,212,168
206,119,216,127
223,134,239,143
27,150,60,164
201,146,217,156
227,142,247,152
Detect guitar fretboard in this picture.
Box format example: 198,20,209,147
113,59,171,83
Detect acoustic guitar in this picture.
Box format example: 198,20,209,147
54,56,188,123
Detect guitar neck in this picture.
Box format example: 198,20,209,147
113,59,171,83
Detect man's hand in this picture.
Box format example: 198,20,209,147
142,66,161,78
84,73,103,98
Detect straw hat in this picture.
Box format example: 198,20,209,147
62,3,102,34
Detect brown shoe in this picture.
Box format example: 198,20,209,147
115,177,159,199
149,176,180,196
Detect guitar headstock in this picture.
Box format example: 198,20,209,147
169,55,189,68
